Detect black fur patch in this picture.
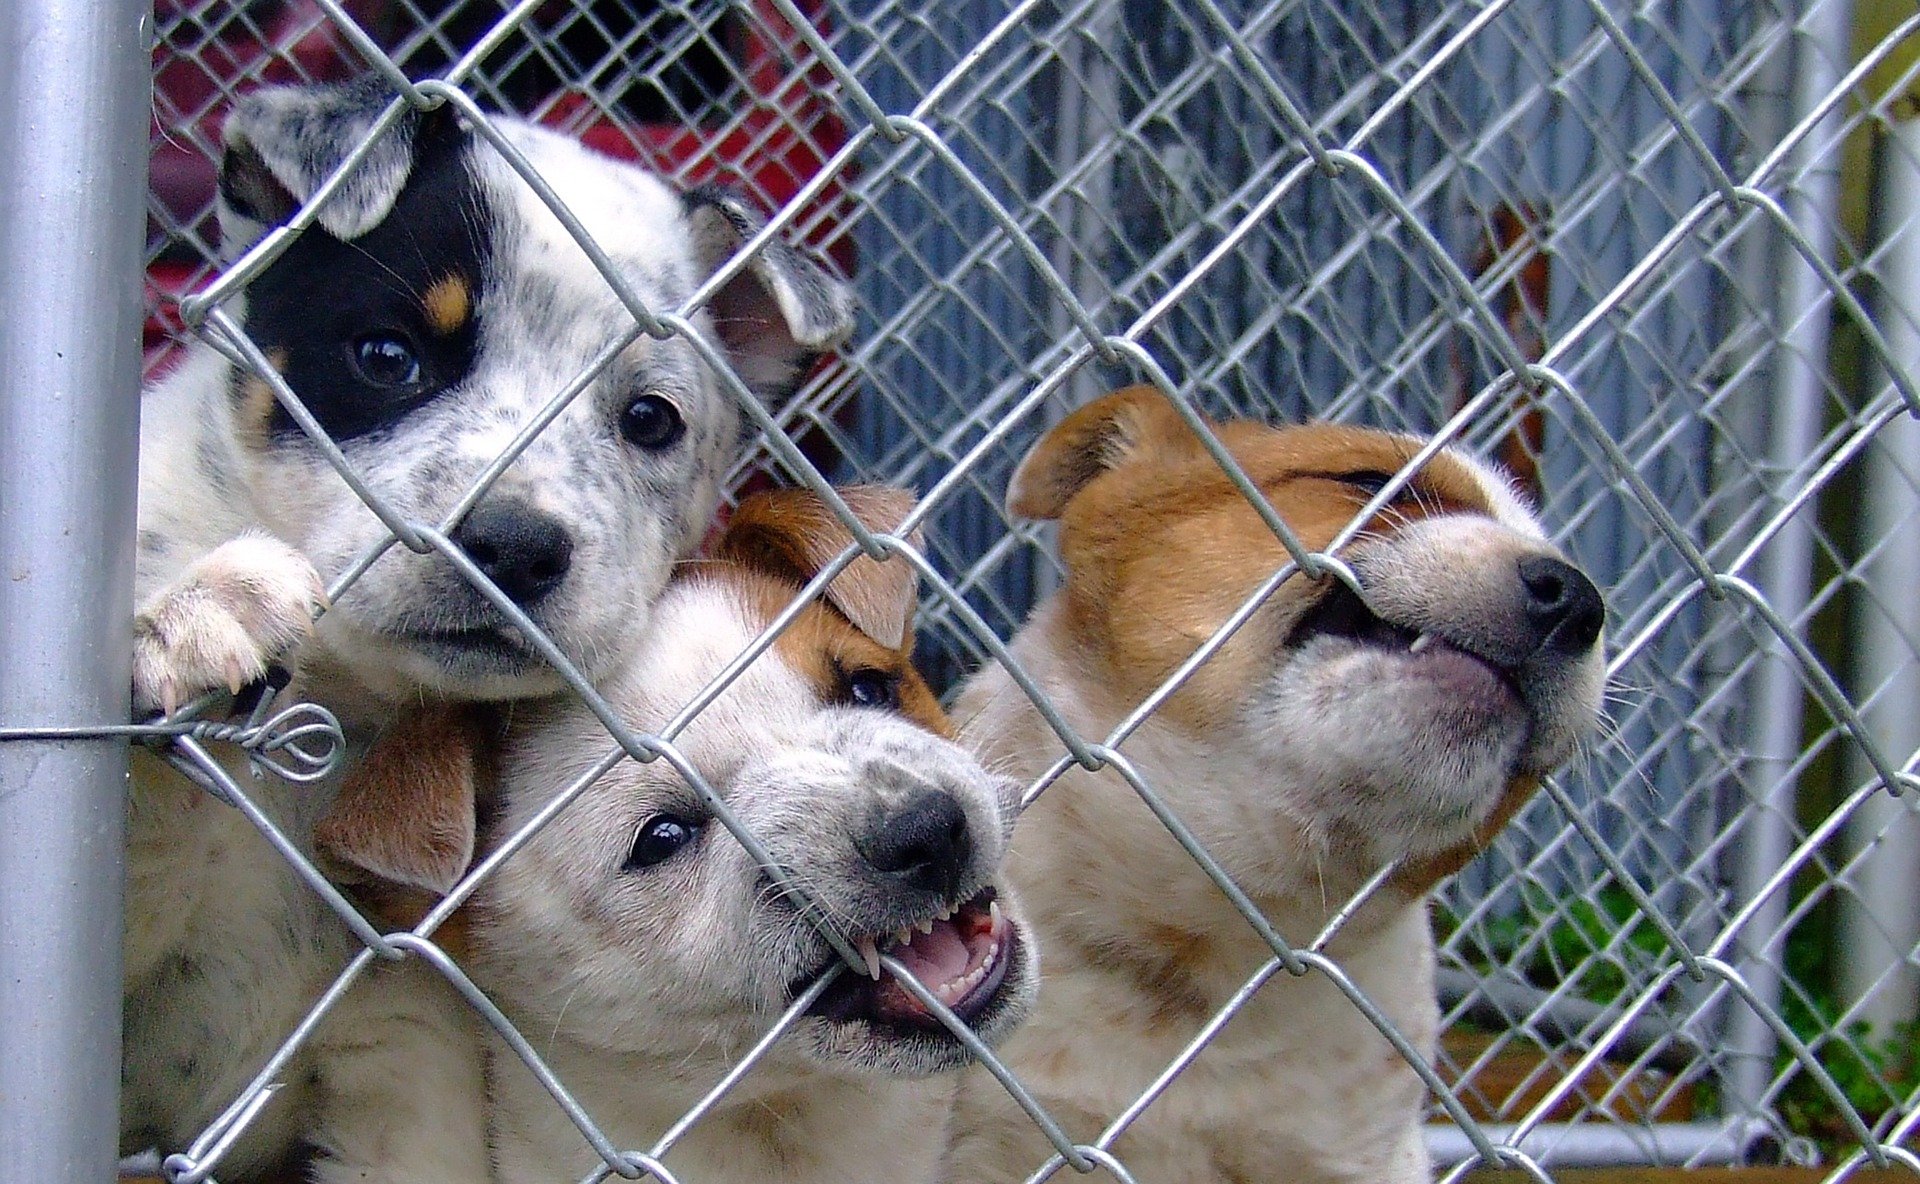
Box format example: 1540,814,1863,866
237,117,490,445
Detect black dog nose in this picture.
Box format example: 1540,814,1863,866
857,790,972,898
1517,555,1604,655
453,500,574,605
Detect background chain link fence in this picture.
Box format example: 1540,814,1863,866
86,0,1920,1175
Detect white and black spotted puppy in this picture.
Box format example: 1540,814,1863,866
123,77,852,1182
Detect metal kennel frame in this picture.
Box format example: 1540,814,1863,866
2,0,1919,1179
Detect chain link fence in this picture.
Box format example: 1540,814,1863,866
7,0,1917,1177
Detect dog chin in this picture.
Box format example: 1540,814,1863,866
1254,645,1535,855
396,644,564,699
323,599,647,699
322,620,566,701
792,885,1035,1078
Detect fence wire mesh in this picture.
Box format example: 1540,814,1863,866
99,0,1920,1177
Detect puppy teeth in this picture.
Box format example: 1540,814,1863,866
918,917,936,936
895,927,912,948
935,936,1004,1002
856,937,881,980
988,899,1002,929
1408,632,1434,655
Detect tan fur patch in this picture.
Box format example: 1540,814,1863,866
719,486,922,650
714,565,951,739
707,485,946,736
316,702,484,898
1033,392,1498,738
422,274,472,336
235,347,288,452
1017,385,1550,894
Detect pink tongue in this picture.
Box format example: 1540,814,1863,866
891,919,971,986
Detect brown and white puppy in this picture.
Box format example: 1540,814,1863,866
427,487,1038,1184
943,388,1605,1184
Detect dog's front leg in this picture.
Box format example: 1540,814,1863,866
304,958,492,1184
133,532,329,717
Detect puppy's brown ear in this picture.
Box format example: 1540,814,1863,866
718,486,923,650
1008,386,1212,520
315,703,482,898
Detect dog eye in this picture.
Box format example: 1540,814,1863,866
624,813,699,870
1342,470,1414,502
350,334,422,388
621,394,686,451
839,668,903,711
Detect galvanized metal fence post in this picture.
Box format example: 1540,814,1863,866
1725,0,1856,1122
0,0,150,1175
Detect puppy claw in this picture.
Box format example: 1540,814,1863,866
133,534,327,717
1408,631,1434,655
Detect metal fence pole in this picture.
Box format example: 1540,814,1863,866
0,0,149,1175
1723,0,1855,1123
1839,111,1920,1035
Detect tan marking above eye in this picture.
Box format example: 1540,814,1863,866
422,275,472,336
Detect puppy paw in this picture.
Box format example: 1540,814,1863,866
133,535,329,716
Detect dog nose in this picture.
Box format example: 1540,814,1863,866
1516,555,1604,655
453,500,574,605
856,790,973,898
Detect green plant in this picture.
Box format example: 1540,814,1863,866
1437,884,1919,1156
1436,882,1676,1005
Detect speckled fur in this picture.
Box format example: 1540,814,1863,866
124,79,852,1182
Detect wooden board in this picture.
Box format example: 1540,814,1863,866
1439,1030,1696,1125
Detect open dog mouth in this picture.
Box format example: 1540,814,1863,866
800,886,1017,1031
1287,582,1521,696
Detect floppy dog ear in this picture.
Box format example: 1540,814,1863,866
1008,386,1212,520
315,703,482,899
718,486,923,650
219,76,460,248
682,187,856,402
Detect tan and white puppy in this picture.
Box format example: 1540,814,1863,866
454,487,1037,1184
943,388,1605,1184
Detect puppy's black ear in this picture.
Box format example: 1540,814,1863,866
682,187,855,402
315,703,482,899
219,76,460,249
718,486,922,651
1008,386,1211,520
